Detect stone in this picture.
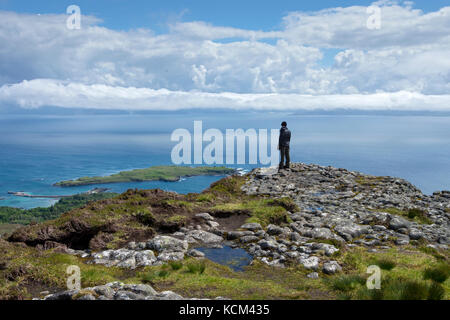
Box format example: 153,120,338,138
395,235,410,246
299,256,320,270
227,231,253,240
77,294,96,300
122,284,157,297
258,239,278,250
307,272,319,279
114,290,145,300
267,224,284,235
323,261,342,274
409,229,423,240
151,291,183,300
195,213,214,221
240,223,263,231
93,285,115,299
117,257,136,269
187,249,205,257
389,217,411,230
186,230,223,244
146,236,188,252
157,251,185,262
135,250,157,267
44,290,79,300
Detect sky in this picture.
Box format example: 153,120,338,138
0,0,449,111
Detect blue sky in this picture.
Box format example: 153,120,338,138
0,1,449,111
1,0,448,32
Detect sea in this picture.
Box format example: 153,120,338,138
0,110,449,209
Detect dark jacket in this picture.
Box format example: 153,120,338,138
279,126,291,147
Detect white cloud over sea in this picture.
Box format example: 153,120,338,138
0,1,449,111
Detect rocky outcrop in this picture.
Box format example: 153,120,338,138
40,282,228,301
241,163,450,248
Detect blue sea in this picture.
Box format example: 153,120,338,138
0,111,449,209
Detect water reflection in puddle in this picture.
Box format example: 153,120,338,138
196,246,252,272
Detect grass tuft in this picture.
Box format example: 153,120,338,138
423,264,450,283
168,261,183,271
186,262,206,274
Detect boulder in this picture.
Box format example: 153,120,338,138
299,256,320,270
240,223,263,231
323,261,342,274
146,236,188,252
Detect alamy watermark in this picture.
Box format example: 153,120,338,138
171,121,279,166
66,5,81,30
66,265,81,290
366,5,381,30
366,265,381,290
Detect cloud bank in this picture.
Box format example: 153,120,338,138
2,79,449,111
0,1,449,111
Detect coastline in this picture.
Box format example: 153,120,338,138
53,166,237,187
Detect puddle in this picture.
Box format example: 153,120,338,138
196,246,253,272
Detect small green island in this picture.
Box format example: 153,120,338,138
54,165,236,187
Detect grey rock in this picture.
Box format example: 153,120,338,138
123,284,157,297
267,224,284,235
395,235,410,245
389,217,411,230
240,223,262,231
195,213,214,221
186,230,223,244
157,251,185,262
227,231,253,240
187,249,205,257
135,250,157,267
77,294,96,300
323,261,342,274
299,256,320,270
240,235,259,243
147,236,188,252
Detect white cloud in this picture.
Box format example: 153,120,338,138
0,1,449,111
1,79,449,111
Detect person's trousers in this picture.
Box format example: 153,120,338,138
279,146,290,168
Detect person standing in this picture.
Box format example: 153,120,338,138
278,121,291,169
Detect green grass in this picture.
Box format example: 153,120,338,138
372,258,396,271
1,238,449,300
186,262,206,274
168,261,183,271
381,207,433,225
428,282,445,300
423,264,450,283
211,198,293,227
195,193,216,203
329,275,366,292
0,192,118,225
54,166,235,186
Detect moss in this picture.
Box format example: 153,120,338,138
208,175,246,198
381,207,433,225
132,208,155,226
211,199,291,227
195,193,216,203
266,197,300,212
